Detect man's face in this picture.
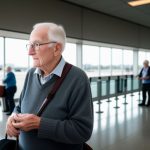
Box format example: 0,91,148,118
7,67,11,73
143,62,148,68
28,28,55,68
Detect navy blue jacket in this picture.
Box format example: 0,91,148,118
139,67,150,84
3,72,16,89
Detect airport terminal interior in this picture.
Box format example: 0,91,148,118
0,0,150,150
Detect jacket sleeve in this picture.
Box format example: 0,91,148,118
38,75,93,144
138,68,143,78
147,67,150,77
3,73,11,84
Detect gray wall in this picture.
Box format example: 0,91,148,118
0,0,150,49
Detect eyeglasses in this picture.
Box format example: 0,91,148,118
26,41,57,51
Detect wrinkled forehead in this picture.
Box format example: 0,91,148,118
29,27,49,42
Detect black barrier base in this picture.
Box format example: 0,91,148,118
123,102,128,105
137,91,141,101
123,96,128,104
114,96,120,109
96,111,104,113
106,99,112,102
113,106,120,109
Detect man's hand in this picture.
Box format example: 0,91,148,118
6,113,20,137
12,114,41,132
139,77,144,80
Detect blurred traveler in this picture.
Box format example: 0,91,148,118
3,66,17,115
138,60,150,106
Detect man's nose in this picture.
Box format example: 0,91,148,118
28,48,35,55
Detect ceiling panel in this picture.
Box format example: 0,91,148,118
64,0,150,27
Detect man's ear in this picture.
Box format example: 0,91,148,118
54,43,62,57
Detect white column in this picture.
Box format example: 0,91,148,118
76,43,82,68
133,49,139,76
3,37,6,77
99,47,101,76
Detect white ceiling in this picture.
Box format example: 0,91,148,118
64,0,150,27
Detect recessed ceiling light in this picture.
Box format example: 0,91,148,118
128,0,150,7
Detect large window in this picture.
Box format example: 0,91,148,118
63,43,76,65
5,38,28,98
82,46,135,76
100,47,111,76
123,50,133,75
1,32,149,99
112,48,123,75
0,37,4,84
82,45,99,77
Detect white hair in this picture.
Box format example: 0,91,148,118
33,22,66,51
144,60,149,65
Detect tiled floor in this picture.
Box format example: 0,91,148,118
1,92,150,150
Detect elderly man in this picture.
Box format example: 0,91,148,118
138,60,150,106
6,23,93,150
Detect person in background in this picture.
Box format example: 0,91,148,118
3,66,17,115
6,22,93,150
138,60,150,106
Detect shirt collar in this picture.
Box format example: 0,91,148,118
34,57,66,78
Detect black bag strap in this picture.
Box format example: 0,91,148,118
36,63,93,150
37,62,72,116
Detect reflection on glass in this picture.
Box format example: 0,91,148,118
63,43,76,66
118,78,126,93
100,47,111,76
127,77,132,91
110,80,115,94
5,38,28,98
133,78,139,90
101,81,107,96
112,48,123,75
123,50,133,75
82,45,99,77
90,82,98,98
0,37,4,84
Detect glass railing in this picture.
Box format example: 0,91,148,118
101,77,109,97
89,75,141,101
